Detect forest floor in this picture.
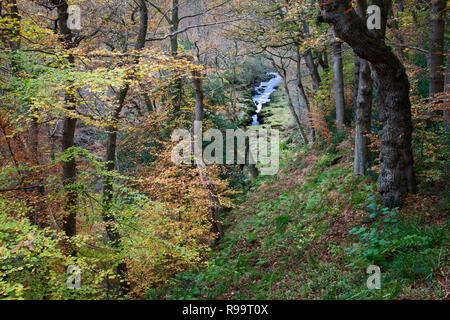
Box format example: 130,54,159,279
152,89,449,301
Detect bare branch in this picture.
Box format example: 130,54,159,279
146,18,241,41
179,0,231,21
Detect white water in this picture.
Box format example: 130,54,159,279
250,72,282,126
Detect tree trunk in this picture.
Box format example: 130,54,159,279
30,118,47,227
354,59,373,175
444,48,450,132
331,33,345,130
279,67,308,144
318,0,417,206
352,53,360,112
303,21,321,91
52,0,78,239
170,0,183,112
304,50,321,91
429,0,446,100
170,0,179,56
296,48,315,141
318,50,330,72
102,85,130,295
61,86,77,239
191,66,224,240
101,0,148,296
354,0,373,176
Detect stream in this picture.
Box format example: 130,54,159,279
250,72,282,126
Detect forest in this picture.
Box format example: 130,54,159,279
0,0,448,301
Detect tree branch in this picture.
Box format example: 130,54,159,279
146,18,241,41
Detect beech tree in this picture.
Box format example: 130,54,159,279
353,0,373,176
317,0,417,206
429,0,446,100
50,0,79,241
331,31,345,130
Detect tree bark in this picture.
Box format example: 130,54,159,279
318,0,417,206
354,59,373,175
429,0,446,100
303,21,321,92
52,0,78,239
331,33,345,130
354,0,373,176
304,50,321,92
296,48,315,141
352,53,360,111
318,50,330,72
170,0,183,112
191,66,224,240
444,48,450,132
61,60,78,240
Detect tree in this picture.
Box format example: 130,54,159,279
353,0,373,176
268,53,309,144
444,48,450,131
296,47,315,141
302,21,322,92
100,0,150,295
51,0,79,241
146,0,235,113
331,31,345,130
190,57,224,240
318,0,417,206
429,0,446,100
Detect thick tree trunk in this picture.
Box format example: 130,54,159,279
318,0,417,206
296,48,315,141
331,34,345,130
354,59,373,175
61,85,77,239
354,0,373,176
429,0,446,99
191,67,224,240
52,0,79,239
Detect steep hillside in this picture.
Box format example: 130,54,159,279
158,136,448,300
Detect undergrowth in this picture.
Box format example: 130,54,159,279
150,139,448,300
